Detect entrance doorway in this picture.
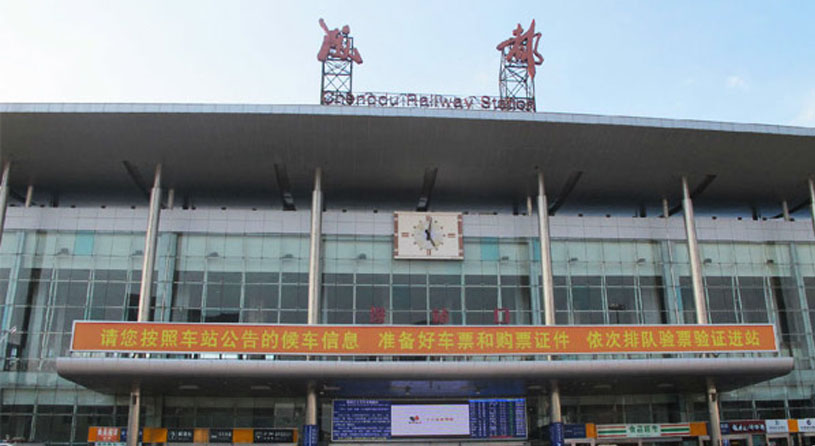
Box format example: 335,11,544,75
597,438,684,446
566,438,596,446
767,434,791,446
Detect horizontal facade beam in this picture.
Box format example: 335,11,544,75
56,356,793,396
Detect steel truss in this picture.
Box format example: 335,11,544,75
498,49,536,112
320,37,355,104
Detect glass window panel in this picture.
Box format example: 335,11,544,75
465,287,497,311
281,285,307,309
281,273,307,284
245,272,279,284
324,286,353,309
245,284,278,310
65,281,89,306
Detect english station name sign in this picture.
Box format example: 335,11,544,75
322,91,535,112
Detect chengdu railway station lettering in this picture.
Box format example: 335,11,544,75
321,91,535,112
71,321,777,356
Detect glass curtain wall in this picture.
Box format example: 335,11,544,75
3,227,815,445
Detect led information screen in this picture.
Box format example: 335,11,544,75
332,399,526,442
391,404,470,437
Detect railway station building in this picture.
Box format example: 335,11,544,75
0,102,814,446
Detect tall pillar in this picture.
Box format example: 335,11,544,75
127,165,162,446
167,188,175,210
307,168,323,325
24,185,33,208
536,171,562,423
138,165,162,322
305,168,323,434
809,178,815,235
681,176,721,446
126,385,142,446
306,381,318,425
0,162,10,247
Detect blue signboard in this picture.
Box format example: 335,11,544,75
332,399,526,442
563,424,587,439
468,399,527,439
119,428,142,442
332,400,392,441
549,422,564,446
303,424,319,446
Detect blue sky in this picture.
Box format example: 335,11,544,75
1,0,813,127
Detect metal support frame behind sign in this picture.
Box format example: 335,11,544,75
321,55,354,104
499,53,536,110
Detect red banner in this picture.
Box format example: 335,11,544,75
71,322,777,356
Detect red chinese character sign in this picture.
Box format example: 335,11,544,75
318,18,362,104
496,19,543,111
317,18,363,64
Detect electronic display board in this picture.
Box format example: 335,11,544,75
332,399,526,442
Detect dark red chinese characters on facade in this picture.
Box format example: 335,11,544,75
370,306,386,324
431,308,450,325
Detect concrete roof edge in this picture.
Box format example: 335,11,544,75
1,102,813,137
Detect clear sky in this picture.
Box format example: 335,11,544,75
1,0,813,127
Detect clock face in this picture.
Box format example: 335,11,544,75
412,215,444,251
394,212,463,260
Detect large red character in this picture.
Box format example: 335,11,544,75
369,306,386,324
496,19,544,80
317,18,363,64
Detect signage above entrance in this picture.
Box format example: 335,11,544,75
88,427,297,444
331,399,526,442
71,321,777,356
596,423,696,439
322,91,535,112
720,420,767,434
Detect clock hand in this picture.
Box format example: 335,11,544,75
424,227,436,247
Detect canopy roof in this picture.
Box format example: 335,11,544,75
2,103,814,208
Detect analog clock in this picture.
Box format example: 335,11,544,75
393,212,463,260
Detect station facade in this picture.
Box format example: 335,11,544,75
0,103,814,446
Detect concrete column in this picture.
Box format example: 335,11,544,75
809,178,815,235
306,168,323,432
682,177,707,325
127,165,162,446
167,188,175,210
536,171,562,423
0,162,10,248
0,163,12,358
24,185,33,208
138,164,162,322
306,381,318,425
307,168,323,325
782,200,791,221
662,198,670,219
126,384,141,446
681,176,721,446
706,378,721,445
